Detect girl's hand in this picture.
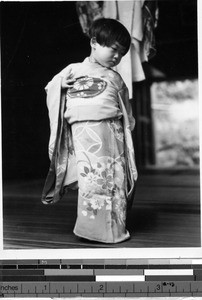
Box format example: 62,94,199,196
61,69,75,89
61,77,76,89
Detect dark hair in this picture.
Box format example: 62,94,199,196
89,18,131,55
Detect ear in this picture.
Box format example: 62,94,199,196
90,37,97,49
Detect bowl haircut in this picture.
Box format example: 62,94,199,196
89,18,131,56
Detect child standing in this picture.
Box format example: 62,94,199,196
42,18,137,243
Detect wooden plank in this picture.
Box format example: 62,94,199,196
3,172,200,249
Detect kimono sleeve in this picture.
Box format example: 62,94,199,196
45,64,75,92
45,65,74,159
118,85,135,131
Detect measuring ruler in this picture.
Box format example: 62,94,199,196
1,259,202,297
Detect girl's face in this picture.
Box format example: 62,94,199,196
90,39,126,68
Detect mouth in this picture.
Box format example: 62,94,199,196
110,61,117,65
105,61,117,67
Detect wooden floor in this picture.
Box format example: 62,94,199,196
3,170,201,249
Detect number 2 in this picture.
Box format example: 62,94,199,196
99,284,104,292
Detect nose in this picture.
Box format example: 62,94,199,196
113,51,120,59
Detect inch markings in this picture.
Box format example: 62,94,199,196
1,281,202,297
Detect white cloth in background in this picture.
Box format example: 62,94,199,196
103,0,146,98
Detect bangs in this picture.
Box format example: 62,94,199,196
99,30,131,54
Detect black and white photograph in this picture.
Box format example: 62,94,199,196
1,0,201,255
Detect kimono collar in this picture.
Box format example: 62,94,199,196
83,57,110,70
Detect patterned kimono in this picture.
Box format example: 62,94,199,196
42,57,137,243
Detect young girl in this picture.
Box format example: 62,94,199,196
42,18,137,243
